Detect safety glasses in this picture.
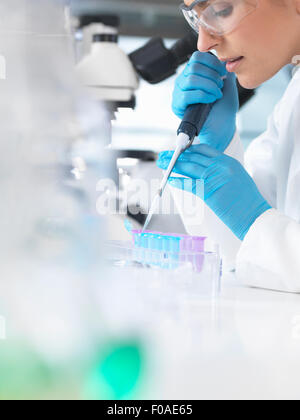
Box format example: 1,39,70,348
180,0,259,36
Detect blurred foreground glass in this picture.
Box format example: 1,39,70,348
0,0,134,400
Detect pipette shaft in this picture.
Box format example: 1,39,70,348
142,101,214,232
142,133,190,232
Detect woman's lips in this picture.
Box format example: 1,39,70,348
225,56,244,72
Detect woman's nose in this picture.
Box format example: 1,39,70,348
197,26,221,52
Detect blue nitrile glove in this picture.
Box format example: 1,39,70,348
157,145,272,241
173,51,239,152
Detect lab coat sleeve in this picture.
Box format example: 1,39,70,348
236,209,300,293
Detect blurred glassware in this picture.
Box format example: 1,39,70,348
0,0,124,400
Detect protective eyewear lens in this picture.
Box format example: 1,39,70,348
180,0,258,36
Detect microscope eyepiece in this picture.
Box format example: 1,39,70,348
129,33,198,84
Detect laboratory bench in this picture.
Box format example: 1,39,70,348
150,272,300,400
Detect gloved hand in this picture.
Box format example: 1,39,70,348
173,51,239,152
157,145,272,241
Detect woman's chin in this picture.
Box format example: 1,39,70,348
236,74,262,90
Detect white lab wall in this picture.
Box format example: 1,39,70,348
112,36,180,152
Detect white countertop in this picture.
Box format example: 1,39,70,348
3,262,298,399
152,272,300,400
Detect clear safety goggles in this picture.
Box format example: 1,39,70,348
180,0,259,36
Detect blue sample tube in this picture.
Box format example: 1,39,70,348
147,233,155,265
168,236,181,269
141,233,150,265
162,236,171,253
153,234,164,267
160,236,171,269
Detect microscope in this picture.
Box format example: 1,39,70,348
75,15,138,113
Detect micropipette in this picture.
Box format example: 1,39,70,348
142,101,214,232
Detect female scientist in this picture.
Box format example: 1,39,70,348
157,0,300,292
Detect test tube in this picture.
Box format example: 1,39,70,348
160,235,171,269
140,233,150,266
192,236,206,273
147,233,157,266
153,234,163,267
181,235,191,263
162,236,171,252
178,235,191,266
169,236,181,269
192,236,206,252
166,234,185,262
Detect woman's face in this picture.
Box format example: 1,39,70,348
191,0,300,88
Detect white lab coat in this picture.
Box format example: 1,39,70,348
170,67,300,293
